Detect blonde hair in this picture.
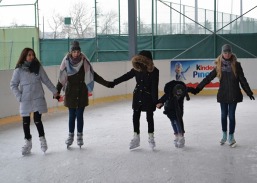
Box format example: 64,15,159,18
215,54,237,79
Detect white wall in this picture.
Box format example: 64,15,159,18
1,58,256,118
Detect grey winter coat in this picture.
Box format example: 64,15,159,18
10,66,58,116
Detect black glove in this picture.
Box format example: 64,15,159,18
107,82,115,88
249,95,255,100
187,87,200,95
53,95,60,101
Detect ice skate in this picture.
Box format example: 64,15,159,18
39,136,48,153
228,134,236,148
77,132,84,148
129,133,140,150
177,136,185,148
65,133,74,148
148,133,156,150
21,139,32,155
220,131,227,145
174,135,179,148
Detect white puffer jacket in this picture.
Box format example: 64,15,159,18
10,66,57,116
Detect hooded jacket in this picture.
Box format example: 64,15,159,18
114,55,159,111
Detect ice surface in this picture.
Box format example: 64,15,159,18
0,96,257,183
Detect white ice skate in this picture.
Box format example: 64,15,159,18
65,133,74,148
77,132,84,148
228,134,236,148
177,136,185,148
129,133,140,150
39,136,48,153
220,131,227,145
174,136,179,148
148,133,156,150
22,139,32,155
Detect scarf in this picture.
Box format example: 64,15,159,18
20,60,40,75
58,53,94,92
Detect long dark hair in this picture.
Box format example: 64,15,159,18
15,48,40,68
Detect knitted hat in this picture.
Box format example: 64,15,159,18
222,44,232,53
138,50,153,60
70,40,81,52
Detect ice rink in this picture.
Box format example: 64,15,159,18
0,95,257,183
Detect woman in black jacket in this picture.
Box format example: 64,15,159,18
190,44,255,147
112,50,159,150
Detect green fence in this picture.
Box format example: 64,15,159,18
1,30,257,70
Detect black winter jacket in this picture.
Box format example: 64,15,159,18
56,66,110,108
158,80,187,117
197,58,253,103
114,54,159,111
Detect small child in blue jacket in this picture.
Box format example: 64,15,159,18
156,80,190,148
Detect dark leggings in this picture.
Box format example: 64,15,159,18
133,109,154,134
23,111,45,140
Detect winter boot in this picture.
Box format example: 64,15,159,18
228,134,236,147
65,133,74,148
22,139,32,155
77,132,84,148
177,136,185,148
39,136,48,153
129,132,140,150
220,131,227,145
148,133,156,150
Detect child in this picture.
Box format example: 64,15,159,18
156,80,189,148
10,48,59,155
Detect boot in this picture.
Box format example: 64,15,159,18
39,136,48,153
220,131,227,145
177,135,185,148
129,132,140,149
174,135,179,148
22,139,32,155
228,134,236,147
77,132,84,148
148,133,156,150
65,133,74,148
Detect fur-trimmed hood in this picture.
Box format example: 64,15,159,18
132,55,155,72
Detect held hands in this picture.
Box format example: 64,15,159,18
156,103,164,109
107,81,115,88
53,93,60,101
187,87,200,95
249,95,255,100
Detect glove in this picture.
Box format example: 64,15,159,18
53,93,60,101
249,95,255,100
187,87,200,95
107,82,115,88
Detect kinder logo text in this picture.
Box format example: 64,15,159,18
193,64,215,78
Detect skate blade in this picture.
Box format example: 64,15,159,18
229,143,236,148
129,145,140,150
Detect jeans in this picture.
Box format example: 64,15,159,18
68,107,85,133
220,103,237,134
23,111,44,140
133,109,154,134
167,112,185,134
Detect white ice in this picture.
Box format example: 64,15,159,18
0,96,257,183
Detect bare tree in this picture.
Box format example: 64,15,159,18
69,1,95,38
47,13,64,39
98,10,118,35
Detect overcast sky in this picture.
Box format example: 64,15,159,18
0,0,256,32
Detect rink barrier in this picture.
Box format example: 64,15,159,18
3,89,256,126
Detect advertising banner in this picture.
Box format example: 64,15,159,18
170,59,220,88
